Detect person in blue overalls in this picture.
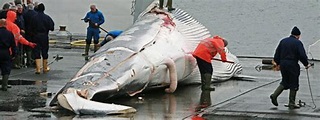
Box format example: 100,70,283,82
82,4,105,57
95,30,123,48
270,26,311,109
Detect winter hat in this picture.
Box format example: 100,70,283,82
37,3,45,12
291,26,301,36
2,3,11,10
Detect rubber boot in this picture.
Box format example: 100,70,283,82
200,90,212,108
82,44,90,56
289,90,300,109
270,85,284,106
159,0,164,9
35,59,41,74
1,75,9,91
26,50,33,67
94,44,98,53
201,73,215,91
43,59,50,73
167,0,175,11
12,55,21,69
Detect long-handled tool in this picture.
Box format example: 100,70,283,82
212,58,235,64
81,18,108,33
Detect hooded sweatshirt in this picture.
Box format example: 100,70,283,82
6,10,31,46
193,36,227,63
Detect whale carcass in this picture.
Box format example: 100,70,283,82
49,4,242,115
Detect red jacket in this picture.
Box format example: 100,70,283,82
193,36,227,63
6,11,31,46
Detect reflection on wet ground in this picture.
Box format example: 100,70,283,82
0,82,47,112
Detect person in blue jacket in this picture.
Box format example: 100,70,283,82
270,26,311,109
82,4,105,57
95,30,123,48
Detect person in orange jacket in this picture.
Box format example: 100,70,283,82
6,11,36,48
193,35,231,91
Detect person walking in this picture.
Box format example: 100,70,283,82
30,3,54,74
270,26,311,109
159,0,175,11
193,35,232,91
0,19,16,91
82,4,105,59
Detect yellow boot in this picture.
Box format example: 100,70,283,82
43,59,50,73
35,59,41,74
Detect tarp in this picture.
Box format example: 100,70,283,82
308,39,320,61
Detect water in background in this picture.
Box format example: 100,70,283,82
1,0,319,57
175,0,320,57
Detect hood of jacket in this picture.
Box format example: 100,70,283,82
6,11,16,23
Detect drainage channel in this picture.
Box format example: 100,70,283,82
0,79,47,86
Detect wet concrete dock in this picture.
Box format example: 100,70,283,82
0,46,319,120
1,0,319,119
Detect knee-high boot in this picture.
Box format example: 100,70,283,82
13,55,21,69
94,44,98,53
270,85,284,106
35,59,41,74
167,0,175,11
26,50,33,67
1,75,9,91
289,90,300,109
201,73,215,91
43,59,50,73
159,0,164,9
82,44,90,56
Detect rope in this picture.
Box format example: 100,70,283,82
182,78,281,120
306,68,317,109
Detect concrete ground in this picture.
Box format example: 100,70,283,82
1,0,319,119
0,44,319,120
197,58,320,120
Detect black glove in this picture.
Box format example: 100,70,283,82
84,18,90,22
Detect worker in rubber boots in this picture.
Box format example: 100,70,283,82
159,0,175,11
29,3,54,74
82,4,105,60
0,19,16,91
193,35,229,91
270,26,311,109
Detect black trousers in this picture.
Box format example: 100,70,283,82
195,56,212,75
0,50,12,75
33,34,49,59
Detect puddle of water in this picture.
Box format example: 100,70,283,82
0,80,47,112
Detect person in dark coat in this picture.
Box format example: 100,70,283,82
0,3,11,19
270,26,311,109
23,4,37,67
0,19,16,91
30,3,54,74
